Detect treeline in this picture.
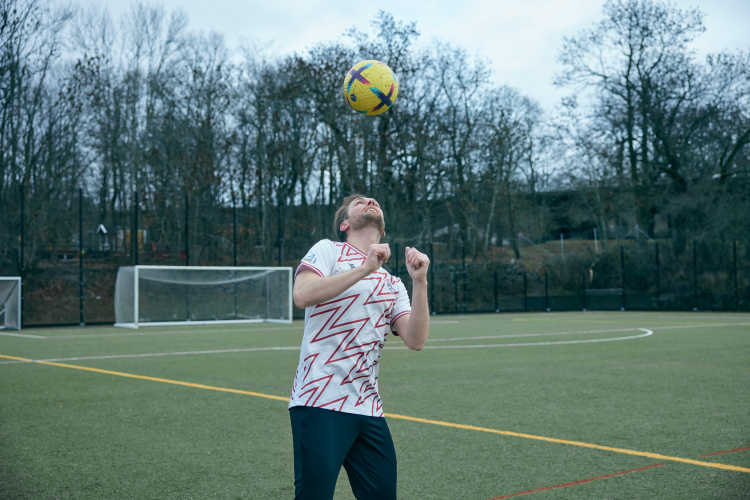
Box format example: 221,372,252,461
1,0,748,275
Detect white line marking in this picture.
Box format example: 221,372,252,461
429,327,640,342
412,329,653,349
0,346,301,364
0,330,655,364
0,332,47,339
3,320,747,364
646,322,750,330
26,325,295,340
427,321,750,343
13,320,750,341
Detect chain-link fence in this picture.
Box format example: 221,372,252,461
390,239,749,316
1,192,748,326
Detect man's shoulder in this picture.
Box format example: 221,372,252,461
305,238,333,249
311,239,342,254
302,239,340,263
310,238,338,247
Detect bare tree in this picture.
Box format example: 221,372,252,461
557,0,704,234
0,0,76,271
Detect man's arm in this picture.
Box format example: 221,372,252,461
293,243,391,308
393,246,430,350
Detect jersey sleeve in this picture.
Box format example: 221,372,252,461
295,239,337,278
389,277,411,332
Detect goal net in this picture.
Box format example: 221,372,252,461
114,266,293,328
0,277,22,330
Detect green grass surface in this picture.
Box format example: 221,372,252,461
1,311,749,499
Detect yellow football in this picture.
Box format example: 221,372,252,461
343,60,399,116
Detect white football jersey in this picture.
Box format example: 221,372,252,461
289,239,411,417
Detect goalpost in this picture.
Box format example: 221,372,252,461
114,266,293,328
0,277,22,330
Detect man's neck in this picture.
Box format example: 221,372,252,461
346,227,382,253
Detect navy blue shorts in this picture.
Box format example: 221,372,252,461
289,406,397,500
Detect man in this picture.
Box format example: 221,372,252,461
289,194,430,500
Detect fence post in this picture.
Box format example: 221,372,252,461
620,245,626,311
133,191,139,265
523,272,528,312
428,242,434,314
582,269,587,311
231,197,239,317
692,241,698,310
655,242,661,303
461,238,467,312
232,199,238,267
462,267,468,313
18,183,24,328
544,271,549,311
79,188,85,326
453,269,458,314
18,183,24,276
493,269,498,312
733,240,739,311
184,192,191,317
184,192,189,266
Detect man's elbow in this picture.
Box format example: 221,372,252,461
406,339,425,351
293,289,311,309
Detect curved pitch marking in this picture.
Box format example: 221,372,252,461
387,328,654,350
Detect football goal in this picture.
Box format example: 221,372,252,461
114,266,293,328
0,277,22,330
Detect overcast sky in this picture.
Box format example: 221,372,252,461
80,0,750,112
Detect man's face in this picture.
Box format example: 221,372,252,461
345,197,385,233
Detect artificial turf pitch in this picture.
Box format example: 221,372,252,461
1,311,748,499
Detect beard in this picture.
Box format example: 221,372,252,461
348,211,385,234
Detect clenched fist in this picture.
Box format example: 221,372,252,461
363,243,391,274
405,246,429,283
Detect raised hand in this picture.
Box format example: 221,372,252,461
363,243,391,274
405,246,430,283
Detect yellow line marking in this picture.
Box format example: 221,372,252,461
0,354,288,403
3,353,748,474
384,413,750,473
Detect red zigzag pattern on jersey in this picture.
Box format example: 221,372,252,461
297,278,400,413
294,243,403,415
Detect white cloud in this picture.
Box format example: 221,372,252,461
75,0,750,112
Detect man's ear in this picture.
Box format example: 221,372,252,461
340,221,349,232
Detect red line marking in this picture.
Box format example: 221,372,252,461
486,464,666,500
487,444,750,499
700,446,750,457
